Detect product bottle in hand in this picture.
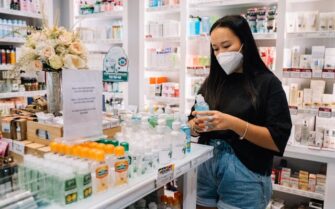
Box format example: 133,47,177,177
195,94,209,112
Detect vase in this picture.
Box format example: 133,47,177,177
46,71,62,114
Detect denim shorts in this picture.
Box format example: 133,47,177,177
197,139,272,209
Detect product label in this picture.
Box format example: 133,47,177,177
322,69,335,79
65,192,78,205
318,107,332,118
115,160,129,173
1,122,10,133
290,68,301,78
65,178,77,192
83,187,92,199
289,106,298,115
282,69,291,78
12,141,25,156
95,165,109,192
156,164,175,188
115,159,129,186
300,69,312,78
96,165,109,179
83,173,92,186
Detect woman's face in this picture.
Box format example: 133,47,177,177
210,27,242,56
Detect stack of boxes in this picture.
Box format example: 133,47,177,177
272,167,326,194
148,77,179,99
316,174,326,194
298,170,309,191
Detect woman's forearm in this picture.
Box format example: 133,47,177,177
228,115,279,152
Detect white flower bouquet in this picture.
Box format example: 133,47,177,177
15,26,88,71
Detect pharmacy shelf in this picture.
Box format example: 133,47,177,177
188,33,277,41
103,92,124,97
0,65,14,71
0,8,42,19
145,66,180,72
286,31,335,39
253,33,277,40
0,37,25,44
188,35,210,41
46,144,213,209
273,184,324,201
145,37,181,43
75,11,123,20
84,39,123,45
189,0,278,9
284,144,335,163
0,90,46,99
146,5,181,14
149,96,180,104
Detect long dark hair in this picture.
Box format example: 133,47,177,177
199,15,271,110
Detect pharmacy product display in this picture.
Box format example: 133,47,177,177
243,6,277,34
0,19,29,39
0,112,194,207
78,0,123,15
0,0,41,14
283,46,335,78
287,11,335,33
147,0,180,9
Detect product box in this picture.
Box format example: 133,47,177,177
15,119,27,141
25,143,46,156
316,184,325,194
316,174,327,184
27,121,63,146
309,174,317,192
1,117,16,139
290,177,299,189
299,182,309,191
325,48,335,69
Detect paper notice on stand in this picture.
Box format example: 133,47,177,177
62,70,103,140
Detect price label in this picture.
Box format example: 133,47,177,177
282,69,291,78
300,69,312,78
12,141,25,156
290,69,301,78
289,106,298,115
312,72,322,78
322,70,335,79
156,164,174,188
318,108,332,118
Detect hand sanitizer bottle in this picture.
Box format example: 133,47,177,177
157,121,171,165
171,121,186,160
195,94,209,112
180,116,191,154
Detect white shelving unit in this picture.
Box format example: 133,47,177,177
0,38,25,44
0,8,42,19
139,0,186,112
0,65,14,71
272,184,324,201
69,0,129,106
46,144,213,209
0,90,47,99
75,11,123,20
0,1,52,101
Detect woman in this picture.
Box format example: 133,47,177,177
188,15,292,209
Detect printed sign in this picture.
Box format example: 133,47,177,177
62,70,103,140
103,47,129,82
156,164,175,188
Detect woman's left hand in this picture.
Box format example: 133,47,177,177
192,110,234,132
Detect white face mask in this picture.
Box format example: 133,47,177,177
216,45,243,75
